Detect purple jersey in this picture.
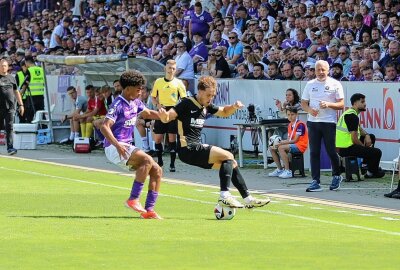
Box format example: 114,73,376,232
104,96,145,147
189,42,208,61
212,39,229,49
190,10,213,38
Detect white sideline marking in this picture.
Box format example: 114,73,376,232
381,217,400,221
287,204,304,207
310,207,324,210
335,210,350,213
1,166,400,236
195,189,206,192
358,213,375,217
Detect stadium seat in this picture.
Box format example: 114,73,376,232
380,148,400,191
341,156,361,182
289,153,305,177
31,104,56,129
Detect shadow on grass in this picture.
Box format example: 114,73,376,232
8,215,140,219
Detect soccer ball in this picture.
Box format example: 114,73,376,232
214,203,236,220
268,135,282,148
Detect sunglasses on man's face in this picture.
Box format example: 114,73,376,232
228,36,236,39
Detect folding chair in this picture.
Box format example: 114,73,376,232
380,147,400,191
31,104,56,128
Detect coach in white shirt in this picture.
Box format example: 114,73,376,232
174,41,194,80
301,60,345,192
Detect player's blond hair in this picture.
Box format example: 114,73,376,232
197,76,217,91
166,59,176,66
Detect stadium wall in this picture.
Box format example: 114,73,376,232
45,75,399,161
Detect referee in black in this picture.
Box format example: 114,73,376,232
0,57,24,155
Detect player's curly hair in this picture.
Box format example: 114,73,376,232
197,76,217,91
119,70,146,90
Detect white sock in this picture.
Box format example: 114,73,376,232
141,137,149,149
74,132,79,138
69,132,74,140
220,191,231,198
244,195,254,204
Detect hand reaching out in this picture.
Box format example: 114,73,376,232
233,100,244,109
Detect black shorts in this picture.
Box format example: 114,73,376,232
153,119,177,134
153,106,177,134
178,144,213,169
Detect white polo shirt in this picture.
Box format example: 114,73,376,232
301,76,344,123
175,51,194,80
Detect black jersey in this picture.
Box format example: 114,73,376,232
0,74,17,110
174,96,219,148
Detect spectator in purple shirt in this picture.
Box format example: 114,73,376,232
189,2,213,40
211,29,229,49
189,32,208,63
101,70,163,219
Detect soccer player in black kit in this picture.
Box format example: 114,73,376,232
158,76,270,208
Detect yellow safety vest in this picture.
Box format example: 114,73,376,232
16,71,26,100
17,71,25,88
336,108,360,148
27,66,45,96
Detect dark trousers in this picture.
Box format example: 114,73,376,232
19,95,44,123
338,134,382,174
0,107,15,150
307,121,341,182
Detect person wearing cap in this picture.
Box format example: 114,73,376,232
303,62,316,81
301,60,344,192
331,62,349,81
189,2,213,40
189,32,208,71
19,56,45,123
315,45,328,60
49,17,72,51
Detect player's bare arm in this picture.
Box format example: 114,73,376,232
319,98,344,110
214,100,244,118
139,108,161,120
100,118,129,159
158,107,178,123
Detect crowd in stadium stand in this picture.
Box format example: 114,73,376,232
1,0,400,81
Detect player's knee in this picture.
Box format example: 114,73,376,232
140,156,153,170
232,159,238,167
225,152,234,161
152,163,163,179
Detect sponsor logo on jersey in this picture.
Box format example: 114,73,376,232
190,118,205,128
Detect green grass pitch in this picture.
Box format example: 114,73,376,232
0,157,399,269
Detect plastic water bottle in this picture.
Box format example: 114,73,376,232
0,130,5,145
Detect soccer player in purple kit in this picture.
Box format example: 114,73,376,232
101,70,163,219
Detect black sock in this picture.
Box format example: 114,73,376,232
219,160,233,191
155,143,163,166
169,141,176,167
231,167,250,198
